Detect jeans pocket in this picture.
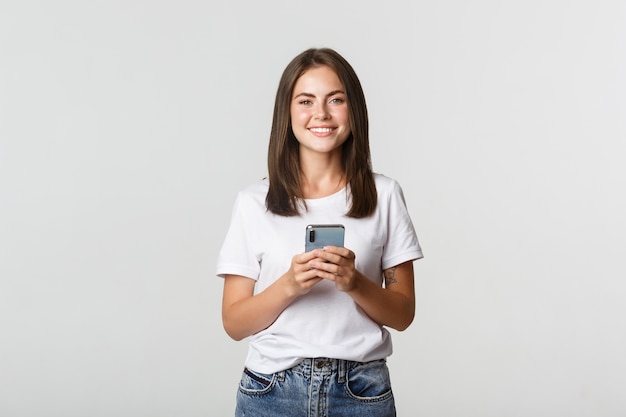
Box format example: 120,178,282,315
345,360,394,402
239,367,275,395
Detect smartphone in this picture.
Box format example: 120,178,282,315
305,224,345,252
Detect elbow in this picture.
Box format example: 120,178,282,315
389,305,415,332
393,315,414,332
222,316,247,341
225,329,246,342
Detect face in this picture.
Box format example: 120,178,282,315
290,65,351,156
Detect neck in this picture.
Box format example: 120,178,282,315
300,166,346,199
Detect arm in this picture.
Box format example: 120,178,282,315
221,251,323,341
309,247,416,331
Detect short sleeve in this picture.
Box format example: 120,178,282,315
381,179,423,270
215,192,261,280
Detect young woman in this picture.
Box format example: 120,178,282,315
217,47,423,417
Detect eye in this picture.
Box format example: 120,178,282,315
329,97,345,104
298,99,312,105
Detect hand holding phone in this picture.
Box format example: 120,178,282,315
305,224,345,252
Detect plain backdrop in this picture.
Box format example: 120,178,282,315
1,1,625,416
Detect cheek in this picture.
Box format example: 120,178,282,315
290,109,308,125
333,108,350,123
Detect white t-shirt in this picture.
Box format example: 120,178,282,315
216,173,423,374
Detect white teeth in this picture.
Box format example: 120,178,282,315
310,127,333,133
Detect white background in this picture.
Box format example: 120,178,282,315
1,1,625,416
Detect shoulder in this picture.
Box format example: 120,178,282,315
373,172,403,195
239,178,270,198
231,178,269,211
372,173,410,209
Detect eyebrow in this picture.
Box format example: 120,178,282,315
293,90,346,99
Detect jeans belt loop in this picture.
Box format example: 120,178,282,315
277,370,286,382
338,359,347,383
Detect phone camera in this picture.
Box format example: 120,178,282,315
309,230,315,242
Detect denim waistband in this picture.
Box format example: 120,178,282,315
277,357,377,384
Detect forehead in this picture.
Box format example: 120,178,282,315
293,65,344,93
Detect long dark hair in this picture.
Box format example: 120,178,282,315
265,47,376,218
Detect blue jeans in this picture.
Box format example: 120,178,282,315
235,358,396,417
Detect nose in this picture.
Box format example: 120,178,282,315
314,103,330,120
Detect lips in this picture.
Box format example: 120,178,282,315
308,127,335,133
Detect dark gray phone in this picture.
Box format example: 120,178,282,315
305,224,345,252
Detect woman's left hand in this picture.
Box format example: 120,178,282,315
309,247,416,331
308,246,361,292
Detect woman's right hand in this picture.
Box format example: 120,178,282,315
281,251,325,297
222,251,324,341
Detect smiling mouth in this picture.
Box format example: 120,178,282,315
309,127,335,133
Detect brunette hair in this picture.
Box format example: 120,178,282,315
265,47,377,218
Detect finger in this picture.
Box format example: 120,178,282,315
320,246,354,261
295,267,323,281
294,273,323,290
296,251,319,264
314,251,343,266
310,260,340,276
310,266,333,277
301,276,324,287
320,272,337,282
